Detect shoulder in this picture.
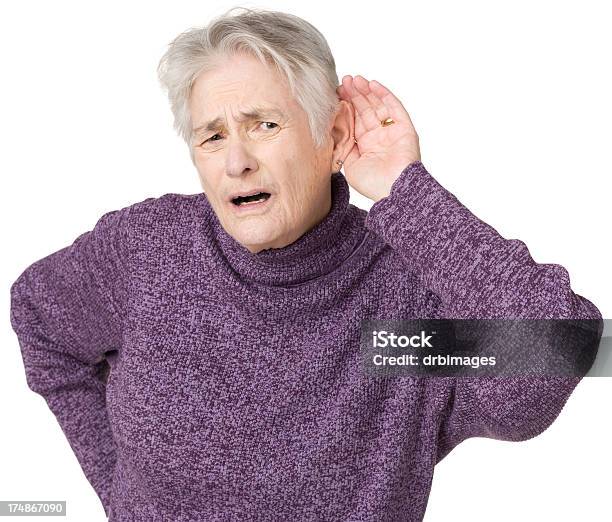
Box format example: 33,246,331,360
124,192,201,221
102,192,204,255
354,202,443,316
116,192,201,232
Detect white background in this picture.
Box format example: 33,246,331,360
1,1,610,520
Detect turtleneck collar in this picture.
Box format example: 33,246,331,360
207,171,366,287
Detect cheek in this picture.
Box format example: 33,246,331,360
199,180,227,220
195,163,222,199
281,178,317,227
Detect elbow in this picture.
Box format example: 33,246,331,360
474,376,582,442
539,263,602,321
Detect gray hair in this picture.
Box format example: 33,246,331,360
156,6,340,164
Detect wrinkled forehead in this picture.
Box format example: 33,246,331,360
189,61,305,135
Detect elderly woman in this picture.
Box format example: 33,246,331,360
10,7,601,522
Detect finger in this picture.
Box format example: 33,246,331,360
341,76,366,138
353,75,389,124
369,79,417,133
343,76,381,131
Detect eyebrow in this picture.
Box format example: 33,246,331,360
192,106,286,138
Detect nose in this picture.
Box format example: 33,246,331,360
225,138,258,178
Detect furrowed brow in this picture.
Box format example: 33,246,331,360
192,107,285,137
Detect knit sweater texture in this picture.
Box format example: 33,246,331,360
10,161,602,521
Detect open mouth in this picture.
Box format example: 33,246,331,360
231,192,272,206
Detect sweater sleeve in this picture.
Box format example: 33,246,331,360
9,206,131,516
364,161,603,462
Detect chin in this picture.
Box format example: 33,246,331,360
228,220,285,253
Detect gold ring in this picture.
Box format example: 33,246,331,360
381,117,395,127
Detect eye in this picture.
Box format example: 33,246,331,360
260,121,278,130
203,133,222,145
199,122,279,148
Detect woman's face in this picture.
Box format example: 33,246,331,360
189,52,335,253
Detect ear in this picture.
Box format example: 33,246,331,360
329,100,355,172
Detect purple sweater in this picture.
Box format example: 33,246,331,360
10,161,602,521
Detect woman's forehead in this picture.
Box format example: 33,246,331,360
191,63,296,117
